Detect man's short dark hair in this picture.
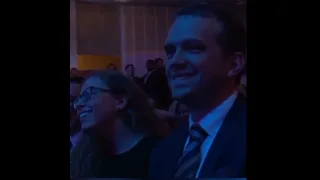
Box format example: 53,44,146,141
125,64,134,70
177,3,246,55
177,3,246,84
70,76,85,84
146,59,154,63
155,58,164,63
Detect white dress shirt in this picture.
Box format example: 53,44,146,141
184,91,238,178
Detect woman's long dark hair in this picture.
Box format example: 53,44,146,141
70,70,170,178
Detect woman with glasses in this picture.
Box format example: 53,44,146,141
70,70,171,178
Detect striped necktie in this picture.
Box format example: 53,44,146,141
173,124,208,179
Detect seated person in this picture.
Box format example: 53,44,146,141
238,73,246,97
70,70,171,178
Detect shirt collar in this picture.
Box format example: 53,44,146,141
188,91,238,136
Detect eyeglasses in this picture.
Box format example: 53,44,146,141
73,87,113,108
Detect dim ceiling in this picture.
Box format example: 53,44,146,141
77,0,246,19
78,0,246,7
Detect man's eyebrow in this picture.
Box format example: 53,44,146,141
165,38,204,47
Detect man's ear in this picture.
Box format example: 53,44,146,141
228,52,245,77
115,95,128,111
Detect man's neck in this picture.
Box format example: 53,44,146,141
189,87,236,123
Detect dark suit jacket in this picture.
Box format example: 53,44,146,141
149,95,246,178
132,76,145,90
144,70,156,95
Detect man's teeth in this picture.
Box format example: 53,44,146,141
80,113,87,118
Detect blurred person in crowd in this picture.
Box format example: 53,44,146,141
147,97,181,130
125,64,144,89
169,100,189,117
240,69,246,86
153,108,181,129
237,73,246,97
107,63,118,70
143,59,157,101
143,59,155,84
149,4,246,178
70,76,85,150
152,100,189,130
152,58,172,109
70,70,171,178
125,64,136,79
154,57,165,69
236,64,246,97
151,99,189,130
144,58,172,110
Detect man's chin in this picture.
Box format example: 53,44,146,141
172,88,193,102
81,121,96,132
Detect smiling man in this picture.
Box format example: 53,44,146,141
149,4,246,178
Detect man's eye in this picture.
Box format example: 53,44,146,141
164,45,176,59
184,45,206,53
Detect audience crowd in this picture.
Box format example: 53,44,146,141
70,3,247,179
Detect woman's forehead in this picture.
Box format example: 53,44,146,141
81,77,108,91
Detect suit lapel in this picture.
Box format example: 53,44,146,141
199,95,246,177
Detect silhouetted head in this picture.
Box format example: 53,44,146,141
146,59,155,72
155,58,164,69
125,64,135,78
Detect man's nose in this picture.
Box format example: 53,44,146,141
166,49,188,73
171,48,185,64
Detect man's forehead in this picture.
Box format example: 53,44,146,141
165,15,221,45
